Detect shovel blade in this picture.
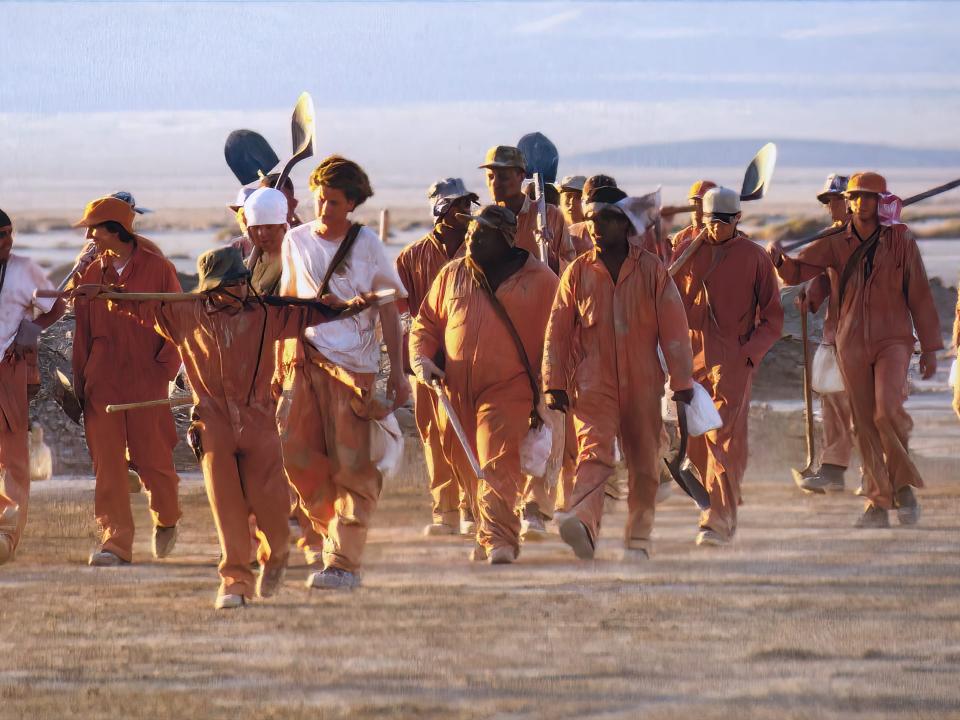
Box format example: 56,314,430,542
224,129,279,185
663,459,711,511
518,132,559,185
53,369,83,425
740,142,777,201
290,91,315,158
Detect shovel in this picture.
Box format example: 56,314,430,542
431,379,484,480
518,132,559,185
272,92,315,191
663,401,711,510
668,143,778,277
791,305,820,491
224,129,280,186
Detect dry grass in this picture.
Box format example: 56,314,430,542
2,405,959,719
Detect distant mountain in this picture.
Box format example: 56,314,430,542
568,139,960,169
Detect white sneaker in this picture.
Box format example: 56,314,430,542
88,550,129,567
305,567,360,590
0,533,13,566
214,593,245,610
152,525,178,559
257,562,287,599
695,528,728,547
520,505,549,542
422,522,456,537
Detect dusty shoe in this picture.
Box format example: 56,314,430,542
152,524,178,559
799,464,846,494
214,593,245,610
459,509,477,536
0,533,13,566
559,515,595,560
895,486,921,526
88,550,129,567
488,546,516,565
422,522,456,537
520,504,549,542
257,562,287,598
468,543,488,562
306,566,360,590
854,504,890,529
695,528,728,547
623,538,652,561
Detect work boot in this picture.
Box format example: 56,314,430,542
88,550,129,567
214,593,245,610
152,524,178,559
306,566,360,590
256,562,286,599
695,528,728,547
468,542,488,562
488,546,516,565
422,522,456,537
895,486,921,526
799,464,846,494
520,503,549,542
559,515,595,560
0,533,13,566
854,504,890,529
459,508,477,536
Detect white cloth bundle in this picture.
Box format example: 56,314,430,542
812,344,845,395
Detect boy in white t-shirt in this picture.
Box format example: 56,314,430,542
277,156,408,589
0,208,61,564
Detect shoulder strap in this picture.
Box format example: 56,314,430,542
0,260,8,298
838,226,881,307
318,223,364,297
466,259,543,428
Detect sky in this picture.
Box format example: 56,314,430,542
3,1,960,209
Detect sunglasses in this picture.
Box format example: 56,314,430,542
706,213,736,225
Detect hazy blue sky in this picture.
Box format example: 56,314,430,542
3,2,960,209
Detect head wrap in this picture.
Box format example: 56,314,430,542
243,187,288,227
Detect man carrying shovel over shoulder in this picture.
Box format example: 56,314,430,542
673,187,783,546
794,174,856,493
410,205,559,564
277,156,409,591
395,178,478,537
542,188,694,561
0,208,62,565
768,172,942,528
70,196,183,567
668,180,715,261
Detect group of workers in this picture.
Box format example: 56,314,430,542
0,143,955,609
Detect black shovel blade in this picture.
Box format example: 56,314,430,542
739,142,777,201
224,130,279,185
53,369,83,426
518,132,559,185
664,458,711,510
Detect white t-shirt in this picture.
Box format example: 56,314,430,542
280,222,406,374
0,254,56,358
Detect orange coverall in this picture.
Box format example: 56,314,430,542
774,222,943,509
114,297,335,596
395,227,465,527
72,242,183,562
673,231,784,539
805,272,855,469
410,254,559,555
0,359,28,549
543,246,693,548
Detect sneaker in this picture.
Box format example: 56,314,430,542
520,504,549,542
257,562,286,598
695,528,728,547
895,486,921,526
468,543,488,562
459,509,477,536
799,464,846,494
422,522,456,537
0,533,13,566
854,504,890,529
488,546,516,565
152,525,178,559
214,593,245,610
88,550,129,567
622,547,650,561
305,566,360,590
559,515,595,560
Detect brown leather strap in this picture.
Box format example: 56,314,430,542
466,259,543,428
318,223,364,298
838,225,881,307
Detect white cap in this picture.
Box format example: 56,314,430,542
243,187,288,227
702,186,741,215
229,186,257,211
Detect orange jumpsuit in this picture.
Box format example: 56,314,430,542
114,297,333,596
673,231,784,539
774,222,943,509
512,198,575,516
73,242,182,562
543,246,693,547
410,254,559,555
395,227,465,527
568,222,593,257
805,272,855,468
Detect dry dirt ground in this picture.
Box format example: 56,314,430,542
2,392,959,719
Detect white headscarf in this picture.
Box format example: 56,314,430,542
244,187,288,227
